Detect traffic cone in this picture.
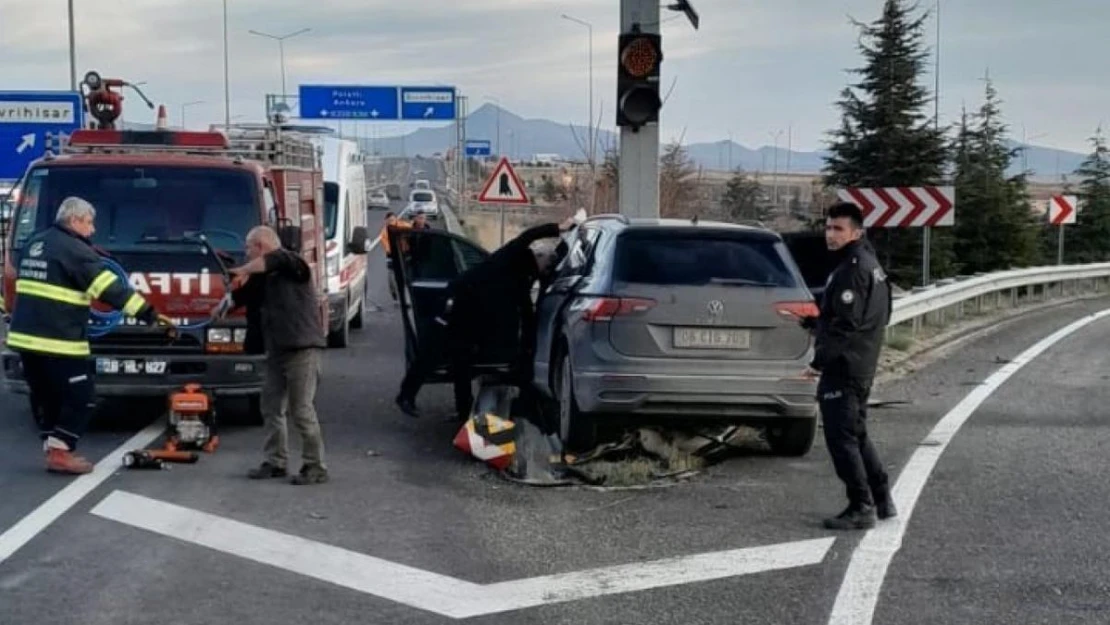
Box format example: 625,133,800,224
155,104,167,130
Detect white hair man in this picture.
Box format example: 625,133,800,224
223,225,329,485
7,196,165,474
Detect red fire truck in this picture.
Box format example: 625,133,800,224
0,72,365,422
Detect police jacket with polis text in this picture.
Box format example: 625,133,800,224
810,239,892,382
7,224,157,358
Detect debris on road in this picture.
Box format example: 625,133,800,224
451,382,769,488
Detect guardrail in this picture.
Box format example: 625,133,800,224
888,262,1110,338
437,183,463,235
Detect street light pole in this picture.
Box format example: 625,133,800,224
249,28,311,102
223,0,231,129
561,14,594,167
67,0,77,91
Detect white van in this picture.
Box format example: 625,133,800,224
316,137,370,348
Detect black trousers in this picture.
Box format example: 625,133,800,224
397,313,482,420
21,352,95,450
817,375,890,509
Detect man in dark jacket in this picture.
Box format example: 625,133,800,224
798,201,895,530
395,218,574,419
224,225,329,485
7,196,167,474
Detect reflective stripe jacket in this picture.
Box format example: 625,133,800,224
6,224,156,358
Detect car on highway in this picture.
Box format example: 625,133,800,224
386,215,821,456
407,189,439,219
368,189,391,209
412,179,432,191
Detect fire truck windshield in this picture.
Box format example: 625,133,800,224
11,165,259,253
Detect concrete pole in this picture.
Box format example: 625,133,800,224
618,0,660,219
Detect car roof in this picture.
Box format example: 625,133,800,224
584,215,782,240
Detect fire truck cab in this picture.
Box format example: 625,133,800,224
1,116,357,422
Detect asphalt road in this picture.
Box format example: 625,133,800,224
1,160,1108,624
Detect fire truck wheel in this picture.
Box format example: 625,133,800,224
246,395,264,426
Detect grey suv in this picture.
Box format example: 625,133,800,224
387,215,820,455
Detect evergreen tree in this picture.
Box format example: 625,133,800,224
1064,129,1110,262
951,78,1039,273
822,0,951,286
720,169,769,223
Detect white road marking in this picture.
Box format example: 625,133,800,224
827,306,1110,625
0,421,164,566
91,490,834,619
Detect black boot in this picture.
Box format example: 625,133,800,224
395,395,420,418
823,504,877,530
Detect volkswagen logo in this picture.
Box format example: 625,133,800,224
707,300,724,316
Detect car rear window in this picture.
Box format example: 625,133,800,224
613,231,799,287
412,192,434,202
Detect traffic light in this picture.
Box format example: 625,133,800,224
616,30,663,130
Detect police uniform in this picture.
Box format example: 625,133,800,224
7,224,158,451
810,238,894,525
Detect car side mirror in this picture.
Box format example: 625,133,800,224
277,222,302,252
349,226,370,254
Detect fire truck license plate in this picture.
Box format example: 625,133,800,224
96,358,168,375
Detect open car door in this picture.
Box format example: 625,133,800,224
779,230,835,302
386,226,496,383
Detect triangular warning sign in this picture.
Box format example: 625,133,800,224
477,157,530,205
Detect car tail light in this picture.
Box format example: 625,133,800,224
774,301,820,319
580,297,656,322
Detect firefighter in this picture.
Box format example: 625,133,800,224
7,196,168,474
797,201,895,530
395,217,575,420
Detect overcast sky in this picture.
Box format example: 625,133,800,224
1,0,1107,154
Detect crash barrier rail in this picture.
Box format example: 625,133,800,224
438,184,464,235
887,262,1110,338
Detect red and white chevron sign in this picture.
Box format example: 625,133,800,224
835,186,956,228
1049,195,1077,225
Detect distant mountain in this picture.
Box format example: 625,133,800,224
126,106,1085,183
354,104,617,164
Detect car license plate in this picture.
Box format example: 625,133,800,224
673,327,751,349
96,358,168,375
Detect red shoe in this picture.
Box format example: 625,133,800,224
45,448,94,475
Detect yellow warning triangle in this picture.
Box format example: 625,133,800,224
477,157,530,205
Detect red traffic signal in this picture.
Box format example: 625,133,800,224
617,32,663,130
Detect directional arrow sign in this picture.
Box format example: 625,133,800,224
1049,195,1077,225
0,90,84,179
298,85,399,120
91,490,834,620
401,86,455,121
16,133,35,154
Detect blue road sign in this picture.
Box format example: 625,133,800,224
0,90,84,180
465,139,492,156
298,85,400,120
400,87,456,121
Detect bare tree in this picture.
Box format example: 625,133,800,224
659,141,698,218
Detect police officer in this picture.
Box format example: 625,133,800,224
7,196,167,474
799,201,895,530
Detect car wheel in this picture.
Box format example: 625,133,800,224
765,417,818,456
554,350,596,452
